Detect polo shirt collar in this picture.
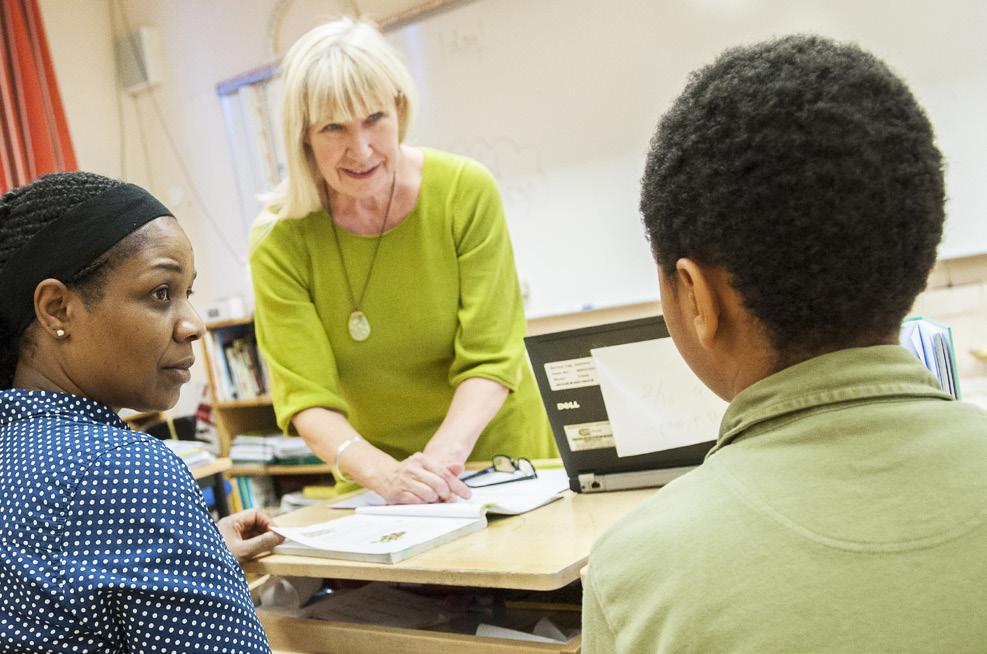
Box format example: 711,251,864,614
711,345,952,456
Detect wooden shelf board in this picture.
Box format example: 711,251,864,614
230,464,333,476
190,457,233,480
215,396,272,409
206,316,255,330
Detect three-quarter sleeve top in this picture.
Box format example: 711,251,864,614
250,148,555,462
0,388,270,653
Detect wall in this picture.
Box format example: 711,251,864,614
38,0,432,313
36,0,349,397
529,256,987,408
37,0,119,175
386,0,987,316
36,0,987,399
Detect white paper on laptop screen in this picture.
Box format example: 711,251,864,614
591,338,728,457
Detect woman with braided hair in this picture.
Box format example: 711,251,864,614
0,172,276,652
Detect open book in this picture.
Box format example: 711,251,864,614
271,468,569,564
331,467,570,515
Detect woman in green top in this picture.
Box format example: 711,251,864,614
250,18,556,505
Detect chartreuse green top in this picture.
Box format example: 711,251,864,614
583,345,987,653
249,148,555,463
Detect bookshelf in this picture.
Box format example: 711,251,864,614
201,317,274,452
229,464,335,476
121,410,164,432
201,317,334,510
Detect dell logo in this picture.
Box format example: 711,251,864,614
557,401,580,410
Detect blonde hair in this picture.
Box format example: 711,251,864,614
262,17,417,221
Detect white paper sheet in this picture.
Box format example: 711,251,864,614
257,576,321,611
332,467,570,515
476,623,564,643
591,338,727,457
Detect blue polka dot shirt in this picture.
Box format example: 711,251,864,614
0,389,271,653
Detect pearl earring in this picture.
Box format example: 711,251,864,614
55,329,66,338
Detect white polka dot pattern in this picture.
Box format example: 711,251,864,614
0,389,271,653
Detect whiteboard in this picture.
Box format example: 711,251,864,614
385,0,987,317
220,0,987,318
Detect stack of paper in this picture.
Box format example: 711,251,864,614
229,434,278,464
229,434,318,465
900,316,960,398
273,436,315,461
163,439,216,470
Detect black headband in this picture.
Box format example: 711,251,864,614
0,182,172,337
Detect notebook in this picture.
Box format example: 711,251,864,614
899,316,960,399
525,316,717,493
272,513,486,564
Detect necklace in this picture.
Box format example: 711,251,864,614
329,171,397,342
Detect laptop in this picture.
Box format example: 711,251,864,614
525,316,715,493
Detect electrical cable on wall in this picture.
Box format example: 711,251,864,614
267,0,294,57
108,0,127,183
111,0,246,267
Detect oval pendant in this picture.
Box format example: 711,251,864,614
348,310,371,341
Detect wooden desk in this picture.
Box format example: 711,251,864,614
192,457,232,517
244,485,655,653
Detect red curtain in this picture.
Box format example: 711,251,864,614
0,0,76,193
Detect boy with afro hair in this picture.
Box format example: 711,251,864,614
583,35,987,653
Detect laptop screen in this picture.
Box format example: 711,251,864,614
525,316,715,492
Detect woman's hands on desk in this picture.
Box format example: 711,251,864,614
377,377,509,503
293,407,472,504
293,376,512,505
376,452,471,504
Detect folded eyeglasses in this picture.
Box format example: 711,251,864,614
460,454,538,488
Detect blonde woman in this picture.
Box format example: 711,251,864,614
250,18,556,505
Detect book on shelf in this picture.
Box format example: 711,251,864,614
900,316,960,399
272,468,570,564
209,323,269,402
234,475,277,510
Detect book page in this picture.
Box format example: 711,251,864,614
900,321,927,366
466,467,569,514
335,468,570,516
359,503,488,519
273,514,483,557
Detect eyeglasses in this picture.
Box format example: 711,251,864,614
460,455,538,488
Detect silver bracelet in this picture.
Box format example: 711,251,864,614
333,435,363,483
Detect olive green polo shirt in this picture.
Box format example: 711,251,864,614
584,345,987,653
